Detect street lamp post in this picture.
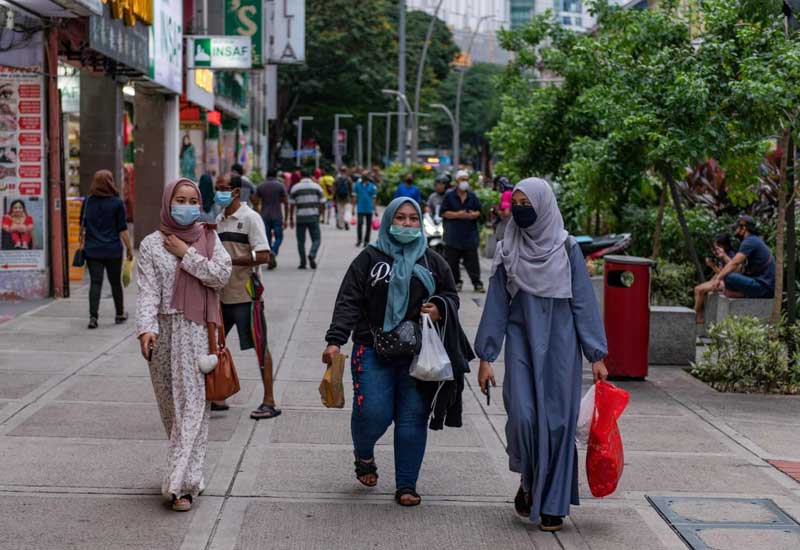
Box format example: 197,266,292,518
411,0,446,164
398,0,407,165
454,15,492,170
382,89,413,164
295,116,313,167
333,113,353,169
357,124,364,168
431,103,456,171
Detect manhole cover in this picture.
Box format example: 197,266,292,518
648,496,800,550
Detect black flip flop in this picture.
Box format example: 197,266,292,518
250,404,281,420
354,456,378,487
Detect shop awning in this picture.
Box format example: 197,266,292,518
3,0,101,18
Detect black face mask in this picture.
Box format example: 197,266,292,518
512,205,538,229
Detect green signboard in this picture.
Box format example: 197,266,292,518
224,0,262,67
188,36,252,69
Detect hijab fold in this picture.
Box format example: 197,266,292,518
160,178,221,326
372,197,435,331
492,178,572,299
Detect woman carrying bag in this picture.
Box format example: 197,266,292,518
474,178,608,532
79,170,133,329
135,178,232,512
322,197,459,507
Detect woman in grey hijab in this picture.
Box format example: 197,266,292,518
474,178,608,532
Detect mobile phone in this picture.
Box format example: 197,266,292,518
484,379,491,406
147,343,154,362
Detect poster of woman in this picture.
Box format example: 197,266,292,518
1,197,43,251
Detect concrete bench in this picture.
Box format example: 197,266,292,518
703,293,773,330
649,306,696,366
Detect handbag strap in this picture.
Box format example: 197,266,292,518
207,311,227,355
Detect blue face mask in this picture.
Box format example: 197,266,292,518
512,205,538,229
390,224,422,244
171,204,201,226
215,191,233,207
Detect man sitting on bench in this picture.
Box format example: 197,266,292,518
713,215,775,299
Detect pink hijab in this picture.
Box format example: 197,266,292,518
161,178,221,326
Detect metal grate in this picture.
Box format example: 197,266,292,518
647,496,800,550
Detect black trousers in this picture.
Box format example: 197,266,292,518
87,256,124,319
357,213,373,244
444,246,483,287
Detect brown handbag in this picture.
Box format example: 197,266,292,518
204,321,241,402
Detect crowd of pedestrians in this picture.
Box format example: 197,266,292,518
107,163,614,532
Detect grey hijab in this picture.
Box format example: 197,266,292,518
491,177,572,299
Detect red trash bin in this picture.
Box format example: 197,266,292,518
603,255,654,379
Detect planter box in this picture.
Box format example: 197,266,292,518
704,293,773,331
649,306,696,366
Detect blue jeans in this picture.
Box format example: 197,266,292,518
351,345,429,490
263,218,283,256
296,221,321,264
725,273,773,298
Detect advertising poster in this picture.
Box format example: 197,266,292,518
0,68,45,271
67,198,85,281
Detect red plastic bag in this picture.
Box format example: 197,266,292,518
372,215,381,231
586,380,630,497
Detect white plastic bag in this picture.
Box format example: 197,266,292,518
409,313,453,382
576,384,596,445
344,203,355,225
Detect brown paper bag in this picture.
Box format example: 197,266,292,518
319,353,347,408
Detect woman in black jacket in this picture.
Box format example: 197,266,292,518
322,197,459,507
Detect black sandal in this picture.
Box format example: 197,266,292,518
395,487,421,507
354,456,378,487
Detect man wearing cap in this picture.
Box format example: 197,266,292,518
440,169,485,293
713,215,775,299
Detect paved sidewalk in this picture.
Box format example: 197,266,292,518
1,224,800,549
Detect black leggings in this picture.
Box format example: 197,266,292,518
87,257,124,319
357,213,373,244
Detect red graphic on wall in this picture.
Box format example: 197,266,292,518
18,85,41,99
18,181,41,195
19,165,40,178
18,118,41,130
18,101,39,115
18,133,41,146
18,149,40,163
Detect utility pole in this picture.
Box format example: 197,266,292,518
296,116,313,168
454,15,492,170
334,113,353,169
385,113,393,166
411,0,445,164
357,124,364,169
431,103,456,171
397,0,407,164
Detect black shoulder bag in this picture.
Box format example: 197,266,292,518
72,197,89,267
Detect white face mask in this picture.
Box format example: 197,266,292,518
458,180,470,191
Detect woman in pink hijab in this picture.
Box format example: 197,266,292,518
135,178,232,512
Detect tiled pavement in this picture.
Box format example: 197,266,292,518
1,223,800,549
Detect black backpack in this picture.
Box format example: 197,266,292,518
335,176,350,199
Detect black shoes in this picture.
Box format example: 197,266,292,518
539,514,563,532
356,241,362,247
455,283,463,292
474,284,486,294
514,486,531,518
298,264,307,270
115,313,128,325
308,256,317,270
88,317,98,329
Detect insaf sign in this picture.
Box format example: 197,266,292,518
187,36,252,69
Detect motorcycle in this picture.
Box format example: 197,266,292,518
575,233,632,260
424,212,445,255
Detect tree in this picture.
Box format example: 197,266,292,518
431,63,504,174
272,1,458,168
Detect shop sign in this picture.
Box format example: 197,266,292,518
225,0,263,67
186,69,215,111
0,68,46,272
89,4,150,74
148,0,183,94
58,76,80,114
100,0,152,26
187,36,251,70
268,0,305,64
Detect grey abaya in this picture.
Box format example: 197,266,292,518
474,238,607,520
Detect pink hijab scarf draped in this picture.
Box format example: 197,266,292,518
161,178,221,326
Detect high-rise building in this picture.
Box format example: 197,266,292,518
406,0,510,64
510,0,629,31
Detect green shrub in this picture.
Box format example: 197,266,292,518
691,316,800,394
651,262,695,307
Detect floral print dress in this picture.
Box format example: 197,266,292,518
135,230,232,498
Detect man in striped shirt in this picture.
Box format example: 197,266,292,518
289,168,326,269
